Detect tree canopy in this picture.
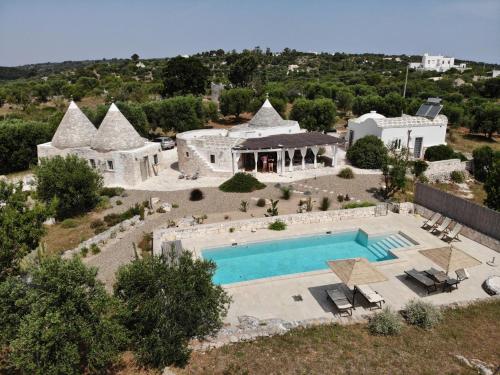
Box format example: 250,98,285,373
290,98,336,132
219,88,253,119
162,56,209,97
346,135,388,169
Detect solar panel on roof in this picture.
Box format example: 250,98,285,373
416,104,432,117
416,102,443,119
426,105,442,119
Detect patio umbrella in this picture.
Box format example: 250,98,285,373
327,257,388,287
420,246,481,274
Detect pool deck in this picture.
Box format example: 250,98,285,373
183,213,499,325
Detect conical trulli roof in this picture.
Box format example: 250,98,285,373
249,99,284,127
51,101,97,149
91,103,144,151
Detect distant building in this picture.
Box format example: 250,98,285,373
346,98,448,159
210,82,224,103
491,70,500,78
410,53,466,72
37,102,162,187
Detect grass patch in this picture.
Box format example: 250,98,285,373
342,201,375,209
219,172,266,193
447,128,499,153
60,218,78,228
175,300,500,375
42,214,97,255
337,167,354,179
100,186,125,198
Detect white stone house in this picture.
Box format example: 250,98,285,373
37,101,163,188
347,103,448,159
176,99,340,176
409,53,466,72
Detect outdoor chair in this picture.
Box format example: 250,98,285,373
455,268,470,281
441,223,463,242
326,288,353,316
431,217,452,235
404,269,437,294
354,284,385,309
421,212,441,230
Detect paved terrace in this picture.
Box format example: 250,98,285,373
182,214,498,325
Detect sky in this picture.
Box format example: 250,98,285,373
0,0,499,66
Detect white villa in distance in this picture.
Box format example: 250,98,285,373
347,98,448,158
176,99,341,177
409,53,467,73
37,101,163,187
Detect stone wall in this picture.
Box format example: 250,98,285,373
153,205,384,255
424,159,467,182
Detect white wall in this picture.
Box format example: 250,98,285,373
380,125,447,153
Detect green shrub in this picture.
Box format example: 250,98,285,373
424,144,463,162
100,187,125,198
90,243,101,255
368,308,402,336
268,220,287,231
403,300,442,329
35,155,103,219
337,167,354,179
115,200,123,206
472,146,497,182
450,170,465,183
219,173,266,193
229,227,235,233
103,213,122,227
95,196,111,210
346,135,387,169
265,199,279,217
240,200,249,212
281,186,292,200
256,198,266,207
412,160,428,177
189,189,204,201
80,247,89,257
172,203,179,209
337,194,344,202
60,218,78,228
418,175,429,183
342,201,375,209
319,197,331,211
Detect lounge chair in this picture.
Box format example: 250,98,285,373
326,288,353,316
354,284,385,309
424,267,461,292
442,223,463,242
455,268,470,281
421,212,441,230
404,269,437,294
431,217,452,235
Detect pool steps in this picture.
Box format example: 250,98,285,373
366,234,414,259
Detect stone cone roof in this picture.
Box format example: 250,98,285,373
91,103,144,151
51,101,97,149
249,99,284,127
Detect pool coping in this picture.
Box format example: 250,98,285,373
192,227,423,288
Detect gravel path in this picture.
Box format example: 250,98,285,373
86,174,384,289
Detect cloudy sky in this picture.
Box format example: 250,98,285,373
0,0,499,66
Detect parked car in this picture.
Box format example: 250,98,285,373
153,136,175,150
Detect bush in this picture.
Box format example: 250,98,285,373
268,220,287,231
403,300,442,329
219,173,266,193
424,144,456,161
80,247,89,257
256,198,266,207
412,160,428,177
338,167,354,179
34,155,103,219
0,119,56,174
472,146,496,182
100,187,124,198
368,308,402,336
450,170,465,183
60,218,78,228
342,201,375,209
189,188,204,201
281,186,292,200
346,135,387,169
90,243,101,255
239,200,249,212
319,197,331,211
115,200,123,206
337,194,344,202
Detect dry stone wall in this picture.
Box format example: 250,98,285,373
424,159,468,182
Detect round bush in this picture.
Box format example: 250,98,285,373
403,300,442,329
268,220,287,231
256,198,266,207
450,170,465,183
424,144,455,162
368,308,402,336
412,160,428,177
219,173,266,193
346,135,387,169
338,167,354,179
189,189,204,201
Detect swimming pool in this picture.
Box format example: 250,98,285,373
202,230,415,284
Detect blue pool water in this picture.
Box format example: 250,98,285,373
202,230,414,284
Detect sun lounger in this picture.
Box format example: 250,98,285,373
354,284,385,309
424,267,461,292
421,212,441,230
326,288,353,316
455,268,470,281
405,269,437,294
442,223,463,242
431,217,452,235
